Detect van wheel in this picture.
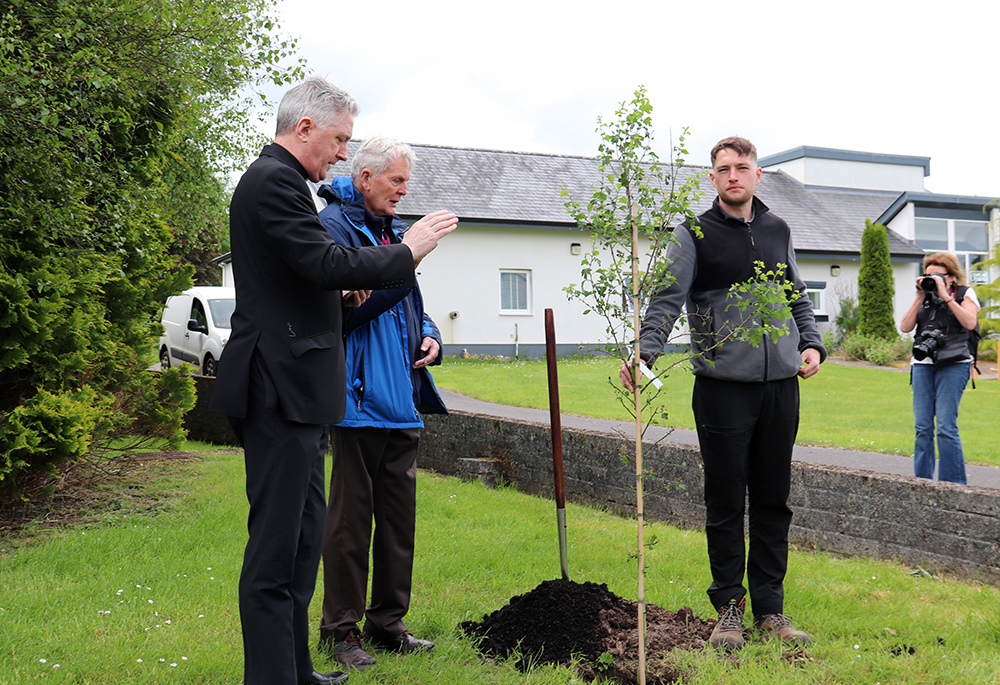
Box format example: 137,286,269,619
159,347,171,370
203,355,217,377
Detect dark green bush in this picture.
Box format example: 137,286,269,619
1,0,297,500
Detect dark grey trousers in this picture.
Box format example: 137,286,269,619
319,425,421,642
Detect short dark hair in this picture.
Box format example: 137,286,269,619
711,136,757,166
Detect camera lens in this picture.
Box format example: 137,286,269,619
919,276,938,292
912,328,943,362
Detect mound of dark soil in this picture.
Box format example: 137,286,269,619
460,578,714,684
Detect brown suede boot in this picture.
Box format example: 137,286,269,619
709,597,745,651
754,613,812,645
332,629,377,670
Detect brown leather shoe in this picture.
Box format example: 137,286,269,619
754,613,812,645
333,630,376,671
365,629,435,653
709,597,745,651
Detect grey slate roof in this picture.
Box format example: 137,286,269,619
328,142,926,259
755,178,924,258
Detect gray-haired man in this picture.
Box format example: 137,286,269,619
211,80,455,685
314,137,453,670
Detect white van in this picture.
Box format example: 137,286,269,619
158,286,236,377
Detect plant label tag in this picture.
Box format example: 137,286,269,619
638,361,663,389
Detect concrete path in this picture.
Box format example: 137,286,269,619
438,386,1000,491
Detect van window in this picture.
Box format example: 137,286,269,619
190,299,208,329
208,298,236,329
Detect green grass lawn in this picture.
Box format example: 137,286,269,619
2,452,1000,684
432,355,1000,467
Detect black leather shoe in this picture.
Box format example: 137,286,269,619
298,670,349,685
364,629,434,653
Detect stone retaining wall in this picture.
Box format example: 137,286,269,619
419,412,1000,584
179,374,1000,584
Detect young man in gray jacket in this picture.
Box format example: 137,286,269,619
620,136,825,651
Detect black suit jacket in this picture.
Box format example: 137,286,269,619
209,143,416,425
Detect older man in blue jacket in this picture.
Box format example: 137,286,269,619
315,137,451,671
212,78,456,685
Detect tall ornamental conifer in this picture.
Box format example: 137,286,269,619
858,220,897,339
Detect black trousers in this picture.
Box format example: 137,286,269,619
237,358,327,685
692,375,799,617
320,426,421,642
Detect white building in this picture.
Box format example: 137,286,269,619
215,144,998,358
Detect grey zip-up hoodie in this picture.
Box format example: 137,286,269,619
639,196,826,382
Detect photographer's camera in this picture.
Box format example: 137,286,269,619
919,273,943,293
912,328,946,361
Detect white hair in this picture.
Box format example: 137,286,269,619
351,137,417,184
275,75,359,136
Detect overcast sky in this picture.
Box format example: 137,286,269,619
261,0,997,199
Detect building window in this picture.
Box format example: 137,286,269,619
621,274,641,315
914,218,949,251
804,281,827,318
806,290,824,313
914,217,989,281
954,220,989,254
500,270,531,314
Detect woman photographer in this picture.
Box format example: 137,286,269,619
900,252,980,484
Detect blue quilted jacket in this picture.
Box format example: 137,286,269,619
317,177,447,428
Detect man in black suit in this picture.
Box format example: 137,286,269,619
210,76,457,685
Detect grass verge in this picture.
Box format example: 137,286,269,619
2,451,1000,683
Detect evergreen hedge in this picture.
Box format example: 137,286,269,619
0,0,298,499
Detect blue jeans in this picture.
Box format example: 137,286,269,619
912,362,970,484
